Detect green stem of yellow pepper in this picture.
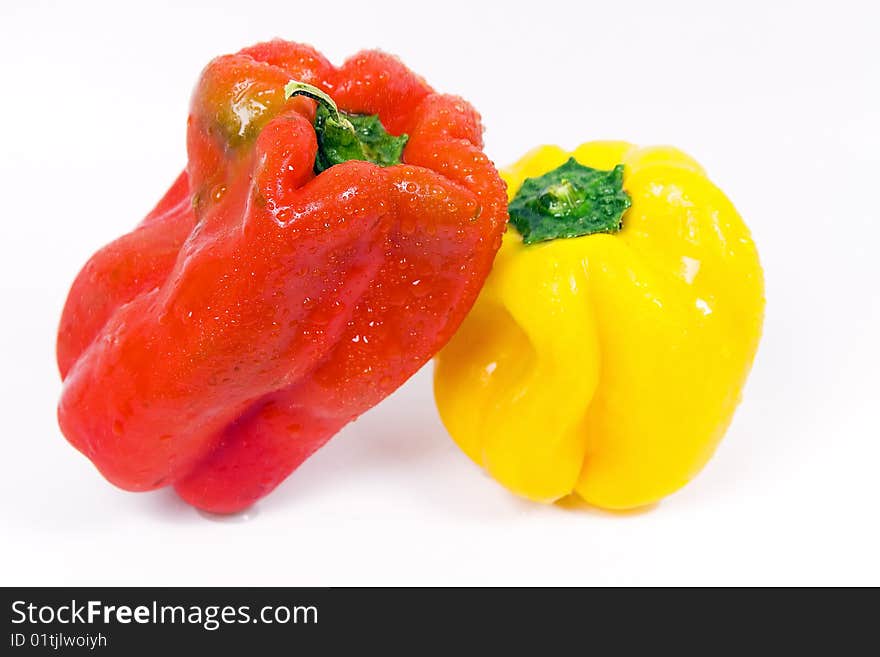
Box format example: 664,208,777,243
508,158,632,245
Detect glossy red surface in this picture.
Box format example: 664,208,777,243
57,40,507,513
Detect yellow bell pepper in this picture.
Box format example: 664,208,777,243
434,141,764,510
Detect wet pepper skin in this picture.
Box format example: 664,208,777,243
57,41,507,513
434,142,764,510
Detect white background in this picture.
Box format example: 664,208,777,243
1,0,878,586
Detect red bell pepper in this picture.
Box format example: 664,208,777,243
57,40,507,513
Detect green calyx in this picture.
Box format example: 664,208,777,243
284,80,408,173
508,158,632,245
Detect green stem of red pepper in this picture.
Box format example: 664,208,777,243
284,80,408,173
284,81,351,128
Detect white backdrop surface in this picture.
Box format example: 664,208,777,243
1,0,877,585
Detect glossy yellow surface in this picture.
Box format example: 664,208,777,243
434,142,764,509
